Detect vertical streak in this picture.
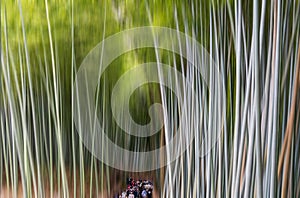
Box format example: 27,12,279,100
71,0,76,197
253,0,263,196
44,0,69,196
270,0,281,197
232,1,241,195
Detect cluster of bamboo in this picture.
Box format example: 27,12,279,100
0,0,299,197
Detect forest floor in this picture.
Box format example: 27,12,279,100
0,169,160,197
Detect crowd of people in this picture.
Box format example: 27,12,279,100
114,177,154,198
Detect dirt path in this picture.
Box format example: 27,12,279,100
1,169,160,197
